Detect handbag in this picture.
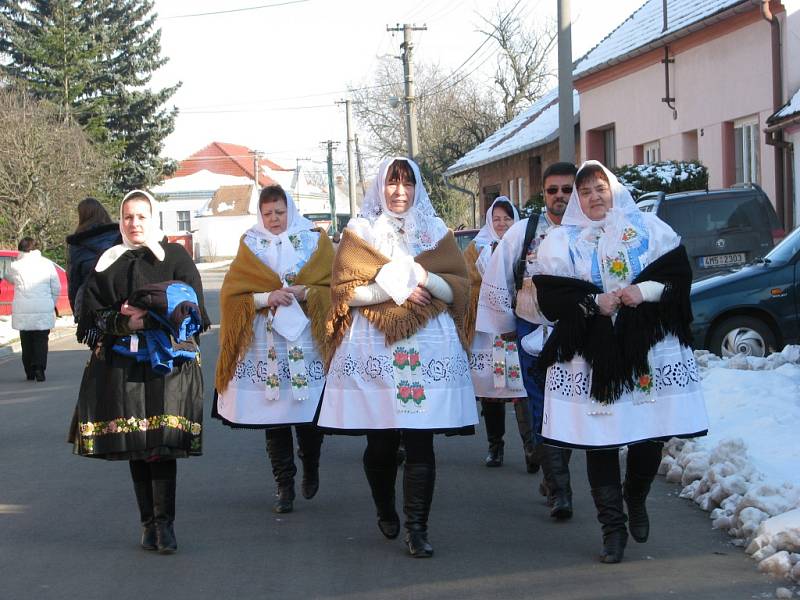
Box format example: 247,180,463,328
512,213,541,324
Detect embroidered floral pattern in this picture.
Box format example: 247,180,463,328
79,414,202,438
267,347,278,361
635,373,653,393
265,374,281,389
288,234,302,250
288,346,304,361
507,364,521,382
493,361,505,376
392,347,421,370
396,381,426,405
605,252,630,280
291,373,308,389
621,227,638,242
284,272,297,285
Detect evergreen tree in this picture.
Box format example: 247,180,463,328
0,0,179,197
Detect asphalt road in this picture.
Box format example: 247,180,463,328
0,271,778,600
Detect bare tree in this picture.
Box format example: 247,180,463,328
351,58,501,227
479,5,557,122
0,87,109,261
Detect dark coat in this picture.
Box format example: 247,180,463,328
71,242,210,460
65,223,122,314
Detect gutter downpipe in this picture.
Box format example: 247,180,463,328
443,173,477,228
759,0,789,228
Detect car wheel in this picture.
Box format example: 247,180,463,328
708,316,777,358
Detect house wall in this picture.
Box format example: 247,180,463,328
788,126,800,224
475,135,580,217
194,215,252,260
576,9,787,205
157,196,210,235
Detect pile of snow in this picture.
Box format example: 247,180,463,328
0,315,75,346
662,345,800,584
615,160,708,199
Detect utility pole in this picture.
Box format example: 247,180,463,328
292,157,310,208
321,140,339,233
557,0,575,163
354,134,367,195
387,23,427,159
336,99,358,218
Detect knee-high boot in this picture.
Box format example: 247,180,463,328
624,472,654,543
540,446,573,519
591,485,628,564
403,462,435,558
129,462,157,552
513,401,538,473
266,428,297,513
481,400,505,467
364,457,400,539
152,477,177,554
296,425,323,500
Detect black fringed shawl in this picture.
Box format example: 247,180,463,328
532,245,693,404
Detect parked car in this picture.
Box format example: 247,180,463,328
637,185,785,280
454,228,478,252
0,250,72,317
689,225,800,357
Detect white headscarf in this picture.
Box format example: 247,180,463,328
245,188,315,274
95,190,166,272
473,196,519,275
359,157,448,253
562,160,638,229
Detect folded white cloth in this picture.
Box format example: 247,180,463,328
272,297,309,341
375,256,422,305
521,327,546,356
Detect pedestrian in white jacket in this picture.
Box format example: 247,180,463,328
3,238,60,381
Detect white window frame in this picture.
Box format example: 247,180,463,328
733,116,760,184
643,140,661,164
517,178,524,208
603,128,617,168
508,179,515,203
177,210,191,232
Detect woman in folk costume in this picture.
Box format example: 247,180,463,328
318,157,478,558
214,185,333,514
463,197,537,470
71,190,210,554
532,161,708,563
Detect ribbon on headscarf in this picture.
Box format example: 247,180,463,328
95,190,166,272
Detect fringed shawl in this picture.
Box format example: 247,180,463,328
327,229,470,364
462,241,482,348
533,245,694,404
216,233,334,392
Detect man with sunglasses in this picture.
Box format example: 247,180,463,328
476,161,577,521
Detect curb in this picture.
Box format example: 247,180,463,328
0,327,78,359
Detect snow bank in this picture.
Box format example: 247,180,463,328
663,346,800,584
0,315,75,346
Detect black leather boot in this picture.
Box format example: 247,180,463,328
132,481,157,551
513,401,538,473
152,479,177,554
591,485,628,564
481,400,505,467
266,428,296,513
624,473,654,543
541,446,573,519
364,462,400,539
403,463,435,558
297,426,323,500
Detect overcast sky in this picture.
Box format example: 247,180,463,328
152,0,645,170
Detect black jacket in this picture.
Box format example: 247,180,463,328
66,223,122,313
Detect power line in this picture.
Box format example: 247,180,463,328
179,103,337,115
162,0,310,20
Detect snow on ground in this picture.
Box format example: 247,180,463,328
0,315,75,346
663,346,800,585
195,259,232,271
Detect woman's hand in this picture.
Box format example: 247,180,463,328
407,285,432,306
121,301,148,330
595,292,620,317
285,285,307,302
616,285,644,308
267,289,294,308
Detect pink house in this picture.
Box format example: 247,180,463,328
575,0,799,227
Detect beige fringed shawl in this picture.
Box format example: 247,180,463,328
216,233,333,392
462,240,482,348
327,229,470,365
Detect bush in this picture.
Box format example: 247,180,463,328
612,160,708,200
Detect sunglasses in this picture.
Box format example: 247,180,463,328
545,185,574,195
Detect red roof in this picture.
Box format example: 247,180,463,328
172,141,289,187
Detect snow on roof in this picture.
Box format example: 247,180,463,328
768,88,800,124
152,169,255,194
445,89,579,177
573,0,749,78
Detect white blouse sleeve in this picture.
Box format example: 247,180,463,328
536,227,575,277
348,283,391,307
475,220,525,334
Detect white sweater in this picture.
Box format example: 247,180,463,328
3,250,60,331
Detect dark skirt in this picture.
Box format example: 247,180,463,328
69,352,204,460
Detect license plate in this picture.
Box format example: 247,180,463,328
699,252,746,268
